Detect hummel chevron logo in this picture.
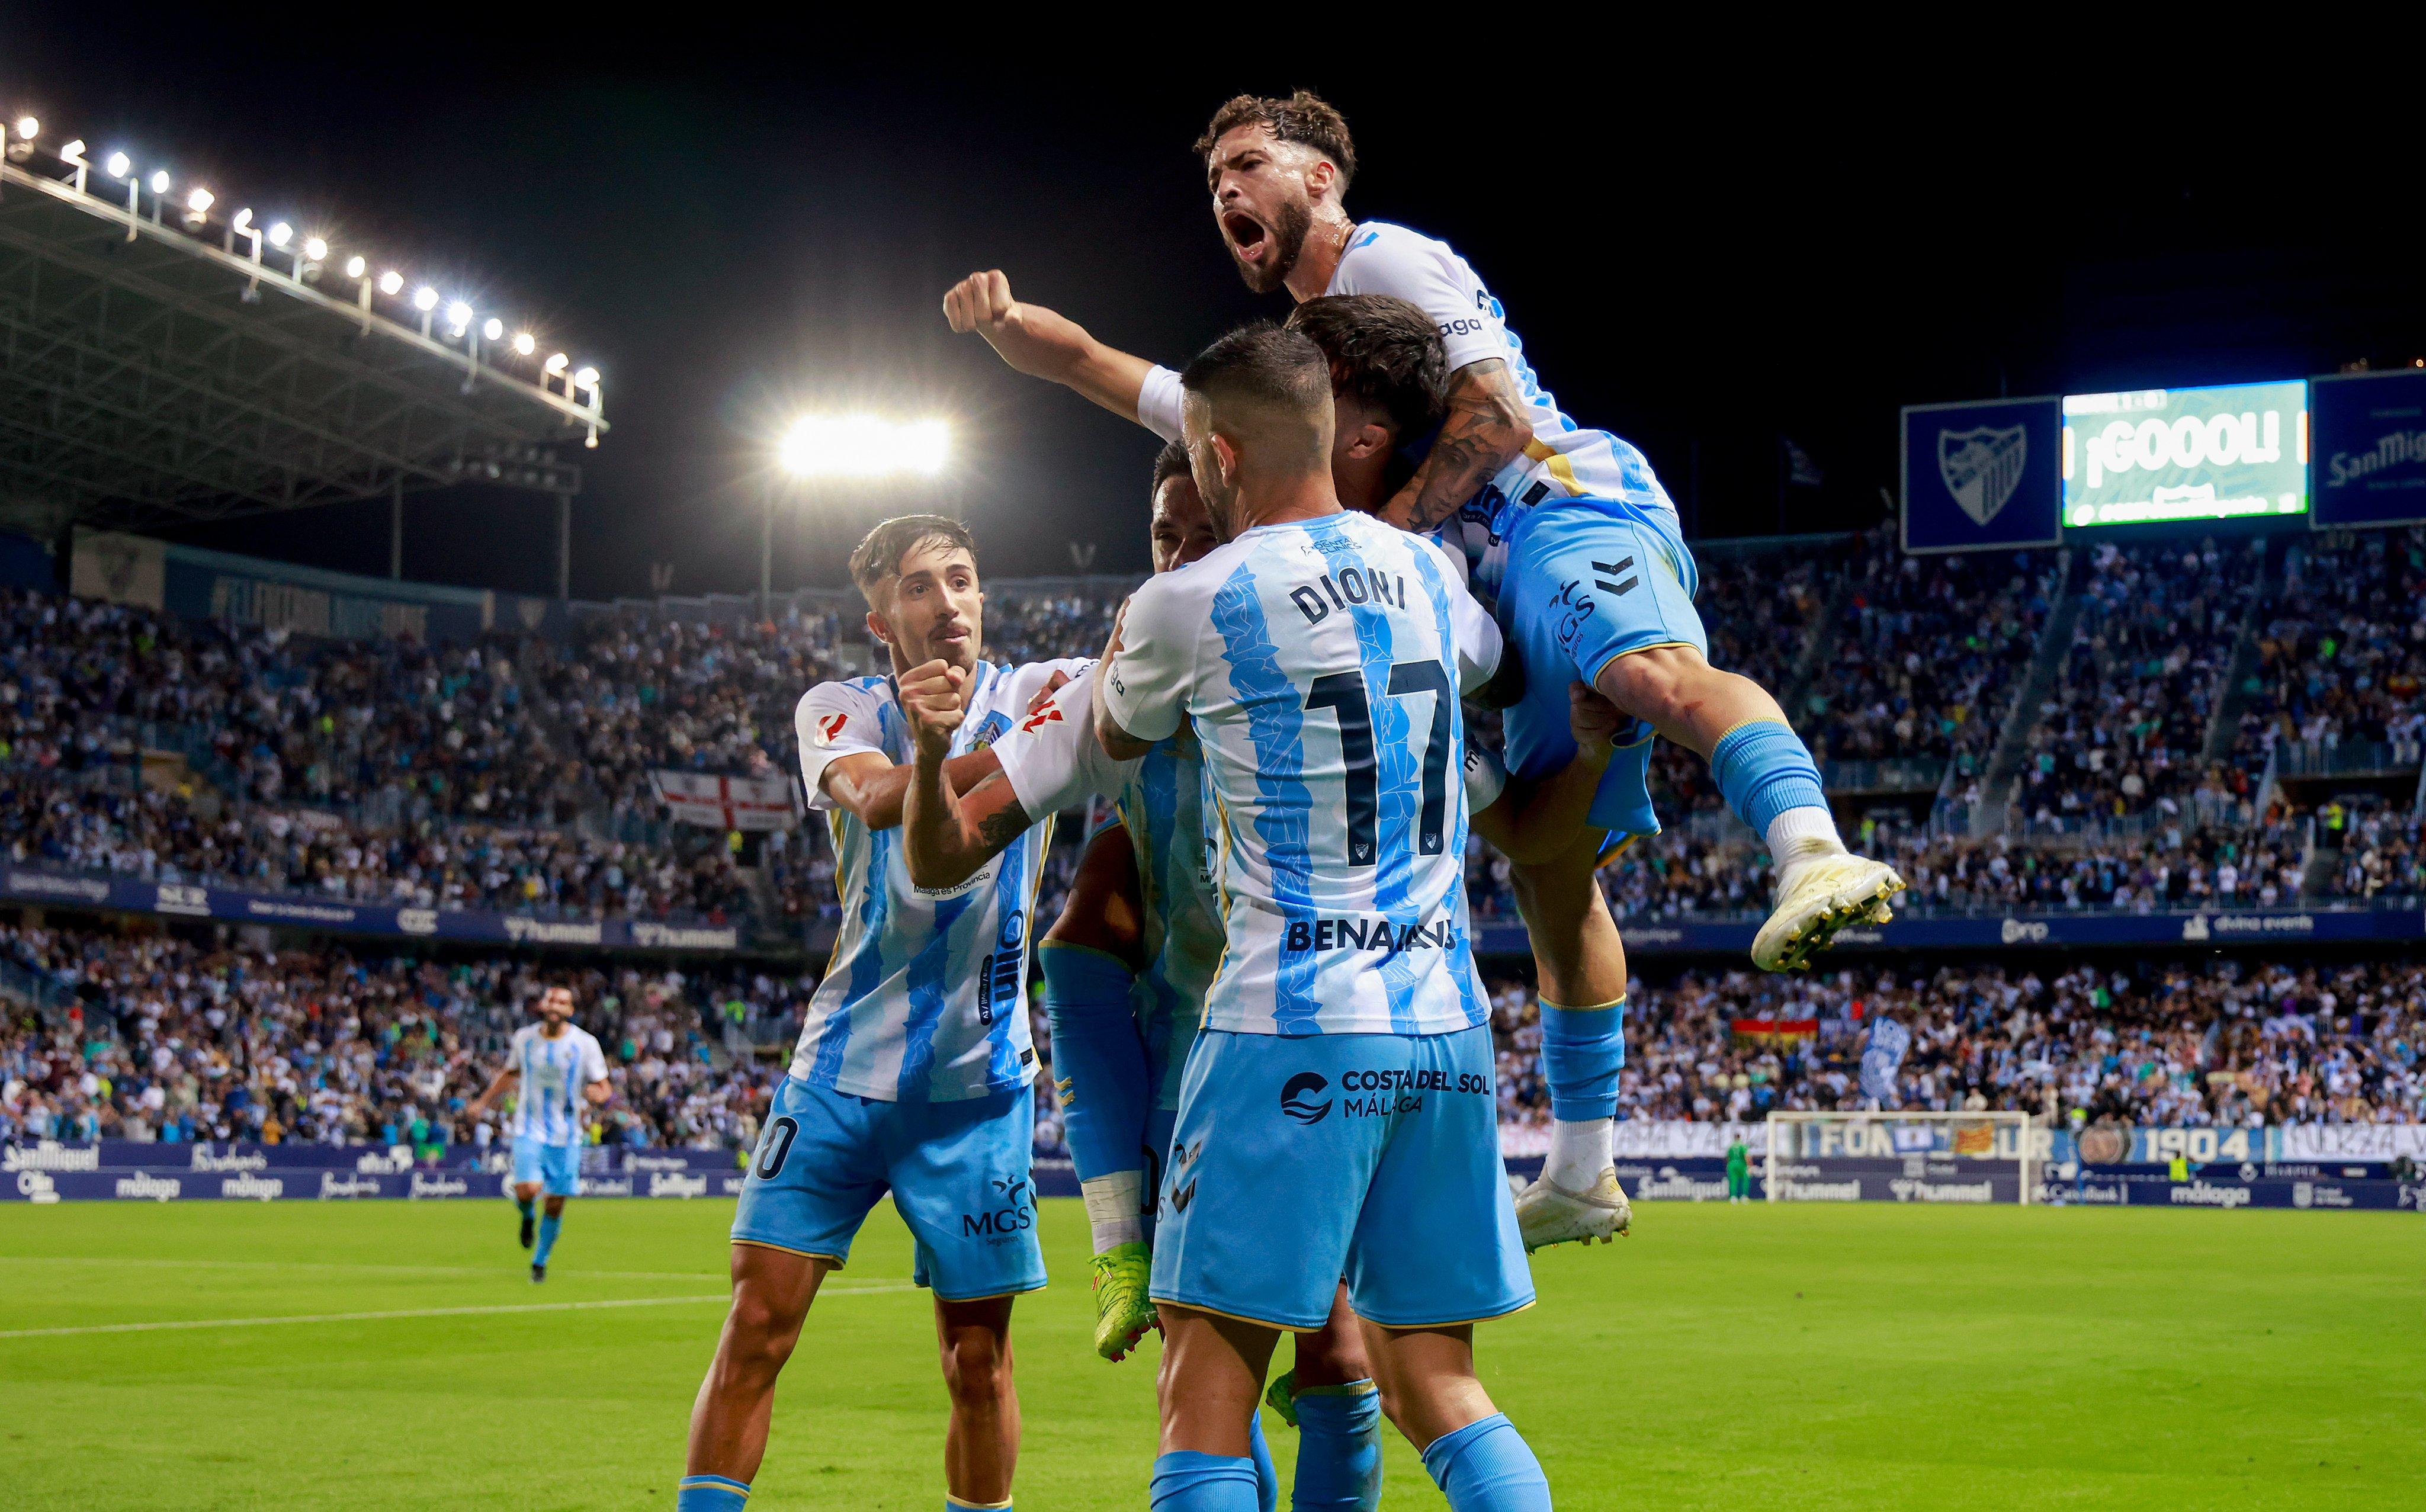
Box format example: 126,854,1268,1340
1592,558,1638,596
1169,1179,1198,1214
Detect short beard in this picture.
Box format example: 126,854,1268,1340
1236,196,1313,294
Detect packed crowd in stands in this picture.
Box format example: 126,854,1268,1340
2233,528,2426,772
2016,538,2256,830
1485,956,2425,1132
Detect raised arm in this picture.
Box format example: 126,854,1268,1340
900,661,1039,889
1381,358,1531,534
944,270,1160,426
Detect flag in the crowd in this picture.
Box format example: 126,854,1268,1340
650,771,800,832
1860,1016,1911,1106
1782,435,1825,487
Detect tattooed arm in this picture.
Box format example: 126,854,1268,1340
898,660,1041,890
1380,358,1532,534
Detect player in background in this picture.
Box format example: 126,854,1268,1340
1725,1134,1751,1203
945,276,1638,1247
463,982,609,1283
1098,323,1548,1511
678,516,1087,1512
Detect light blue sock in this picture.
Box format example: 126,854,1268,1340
1248,1410,1278,1512
945,1497,1012,1511
1151,1451,1262,1511
1040,943,1149,1182
1292,1383,1382,1511
675,1474,749,1511
1420,1414,1550,1512
1539,1000,1626,1122
1708,719,1827,837
534,1212,562,1266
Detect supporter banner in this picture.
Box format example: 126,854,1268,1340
0,863,743,952
650,771,800,832
2311,369,2426,528
0,528,54,591
1899,396,2063,554
71,531,496,643
2279,1123,2426,1162
1471,904,2426,959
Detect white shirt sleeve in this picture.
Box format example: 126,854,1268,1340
1331,225,1507,373
1099,576,1195,744
1137,364,1185,442
993,664,1136,816
580,1034,609,1086
1424,537,1503,694
795,680,887,810
1463,741,1508,817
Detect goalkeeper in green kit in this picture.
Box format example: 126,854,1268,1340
1726,1136,1751,1203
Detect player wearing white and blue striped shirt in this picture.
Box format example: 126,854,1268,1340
463,984,608,1283
1086,324,1546,1512
682,515,1069,1512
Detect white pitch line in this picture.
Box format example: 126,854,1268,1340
0,1255,752,1283
0,1284,922,1340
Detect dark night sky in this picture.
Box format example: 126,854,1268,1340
5,17,2421,599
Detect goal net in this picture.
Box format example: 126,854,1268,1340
1763,1110,2038,1205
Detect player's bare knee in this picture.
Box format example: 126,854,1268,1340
543,1196,566,1218
938,1324,1013,1406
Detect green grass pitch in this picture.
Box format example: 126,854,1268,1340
2,1196,2418,1508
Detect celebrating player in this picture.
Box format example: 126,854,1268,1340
945,274,1639,1247
1102,324,1547,1511
463,982,609,1283
678,516,1087,1512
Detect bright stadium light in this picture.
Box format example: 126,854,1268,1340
544,351,568,374
187,187,213,214
13,116,35,139
482,316,504,342
268,221,292,248
412,285,438,311
512,331,535,355
573,365,599,389
378,269,402,294
445,299,473,330
303,235,328,261
105,150,130,178
149,169,169,194
778,415,951,478
59,137,88,191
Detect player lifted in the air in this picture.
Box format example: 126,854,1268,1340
678,516,1083,1512
464,982,609,1283
947,273,1640,1245
900,438,1619,1511
1105,323,1548,1511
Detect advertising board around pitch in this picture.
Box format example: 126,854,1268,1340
1900,396,2062,555
2311,368,2426,528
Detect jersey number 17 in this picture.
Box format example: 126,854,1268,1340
1304,660,1452,866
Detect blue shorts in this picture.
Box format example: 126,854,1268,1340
733,1076,1047,1301
1501,497,1706,839
1150,1025,1533,1331
512,1136,582,1198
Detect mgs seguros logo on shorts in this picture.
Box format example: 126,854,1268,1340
1279,1072,1333,1126
960,1175,1035,1242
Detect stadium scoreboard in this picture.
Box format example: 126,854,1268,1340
2061,380,2307,528
1902,368,2426,551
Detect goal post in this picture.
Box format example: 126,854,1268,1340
1764,1110,2038,1205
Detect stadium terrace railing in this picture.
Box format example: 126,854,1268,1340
2273,739,2425,781
1818,756,1950,795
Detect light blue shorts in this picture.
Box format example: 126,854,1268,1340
1149,1025,1533,1331
1501,497,1707,839
511,1136,582,1198
733,1076,1047,1301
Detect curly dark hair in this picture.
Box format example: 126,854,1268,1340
1151,438,1193,495
1195,89,1356,188
1285,294,1447,443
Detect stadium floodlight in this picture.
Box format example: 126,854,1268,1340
268,221,291,248
377,268,401,295
482,316,505,342
778,415,951,478
150,169,169,194
445,299,473,332
573,365,599,390
512,331,536,356
304,235,328,261
58,137,88,192
105,150,130,178
13,117,34,139
544,351,568,374
412,285,439,312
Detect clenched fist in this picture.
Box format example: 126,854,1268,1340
942,270,1092,383
899,659,967,762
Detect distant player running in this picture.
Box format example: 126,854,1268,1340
679,516,1084,1512
1100,323,1551,1511
946,274,1641,1247
463,983,609,1283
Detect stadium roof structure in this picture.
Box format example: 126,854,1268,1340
0,124,606,541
